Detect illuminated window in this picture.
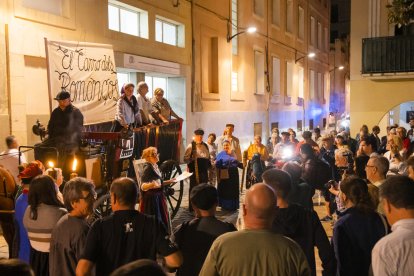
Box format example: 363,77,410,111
108,0,148,38
156,19,177,46
232,72,238,92
116,73,130,92
145,76,168,99
286,62,293,96
310,70,315,99
298,66,304,98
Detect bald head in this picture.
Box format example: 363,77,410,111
243,183,276,229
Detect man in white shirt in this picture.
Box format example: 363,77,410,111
136,81,152,125
0,135,27,183
217,124,242,162
365,155,389,213
371,175,414,276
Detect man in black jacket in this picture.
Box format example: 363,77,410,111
263,169,336,276
37,91,84,179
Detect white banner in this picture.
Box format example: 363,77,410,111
45,39,119,125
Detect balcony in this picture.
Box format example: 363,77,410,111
362,36,414,74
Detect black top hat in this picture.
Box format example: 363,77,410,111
194,128,204,135
54,91,71,100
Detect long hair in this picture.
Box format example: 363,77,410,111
340,176,375,212
28,175,64,220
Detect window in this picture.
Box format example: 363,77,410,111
298,66,304,98
145,76,168,99
331,30,338,43
309,70,315,100
286,0,293,33
117,73,130,92
324,72,329,102
298,6,304,40
318,22,322,49
232,0,238,55
331,4,338,23
156,19,177,46
255,50,265,95
324,27,329,52
286,62,293,96
254,0,264,17
108,0,148,38
22,0,63,16
317,72,323,100
232,72,238,92
272,0,280,26
272,57,281,96
201,36,219,94
155,16,185,47
310,17,316,46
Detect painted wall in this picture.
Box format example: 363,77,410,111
190,0,330,146
1,0,331,159
1,0,192,152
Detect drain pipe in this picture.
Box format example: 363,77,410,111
190,0,195,112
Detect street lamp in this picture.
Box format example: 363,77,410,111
329,65,344,73
227,26,256,42
295,50,316,63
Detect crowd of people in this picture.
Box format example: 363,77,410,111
1,79,414,275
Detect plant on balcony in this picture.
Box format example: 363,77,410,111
386,0,414,27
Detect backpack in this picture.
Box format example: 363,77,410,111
303,158,332,190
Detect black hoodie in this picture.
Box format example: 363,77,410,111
272,204,336,276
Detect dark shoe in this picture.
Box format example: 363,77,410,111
320,215,333,222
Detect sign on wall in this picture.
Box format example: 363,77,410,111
45,39,119,125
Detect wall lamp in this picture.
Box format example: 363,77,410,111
295,50,316,63
227,26,257,42
329,65,344,73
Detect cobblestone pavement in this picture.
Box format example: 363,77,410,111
0,170,333,276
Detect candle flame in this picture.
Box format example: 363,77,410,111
48,161,54,168
72,158,78,172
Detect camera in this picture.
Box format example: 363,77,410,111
325,180,336,189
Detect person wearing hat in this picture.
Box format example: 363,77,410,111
39,90,84,180
173,184,236,276
217,124,242,162
184,129,210,210
15,162,44,263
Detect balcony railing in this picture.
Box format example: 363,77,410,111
362,36,414,74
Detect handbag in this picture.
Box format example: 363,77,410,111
219,168,229,180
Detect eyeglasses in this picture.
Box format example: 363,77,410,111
79,192,97,201
151,153,160,158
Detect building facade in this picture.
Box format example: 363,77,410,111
350,0,414,136
0,0,331,156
